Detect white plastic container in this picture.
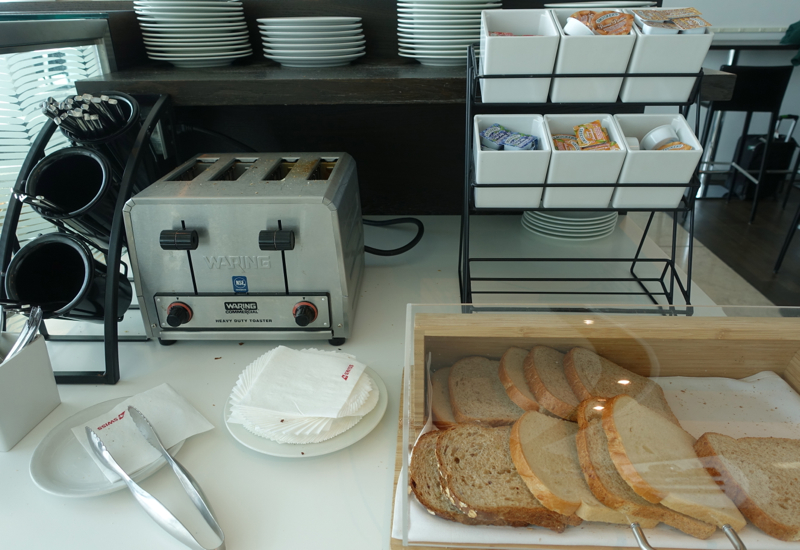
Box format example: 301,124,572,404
619,8,713,103
549,9,636,103
542,114,627,208
612,113,703,208
473,114,551,208
0,334,60,452
479,10,560,103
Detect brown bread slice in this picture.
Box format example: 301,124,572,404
563,347,679,425
449,356,524,426
409,430,482,525
603,395,746,532
436,424,580,530
575,399,716,539
510,410,658,527
695,432,800,541
430,367,456,429
524,346,580,421
498,347,543,411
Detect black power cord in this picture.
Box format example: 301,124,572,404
363,217,424,256
176,124,257,152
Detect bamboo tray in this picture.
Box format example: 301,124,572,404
391,307,800,550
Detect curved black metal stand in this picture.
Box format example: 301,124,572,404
0,94,178,384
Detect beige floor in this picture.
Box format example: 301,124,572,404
628,212,775,307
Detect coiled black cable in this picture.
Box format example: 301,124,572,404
363,217,424,256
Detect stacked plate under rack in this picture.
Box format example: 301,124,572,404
521,211,619,241
135,0,251,68
258,17,366,67
397,0,502,66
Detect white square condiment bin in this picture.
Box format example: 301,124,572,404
619,13,712,103
479,10,560,103
0,334,60,452
542,114,627,208
612,113,703,209
549,9,636,103
473,114,551,208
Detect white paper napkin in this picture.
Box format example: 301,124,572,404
71,383,213,482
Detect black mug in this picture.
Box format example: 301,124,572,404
25,147,122,250
4,233,132,322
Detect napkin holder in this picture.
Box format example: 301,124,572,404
0,334,60,451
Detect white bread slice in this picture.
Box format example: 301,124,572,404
409,430,482,525
524,346,580,421
498,347,543,411
509,409,657,527
695,432,800,542
564,347,679,425
430,367,456,429
449,356,524,426
575,399,716,539
436,424,581,530
603,395,746,532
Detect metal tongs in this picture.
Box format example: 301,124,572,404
85,406,225,550
629,521,746,550
1,305,43,365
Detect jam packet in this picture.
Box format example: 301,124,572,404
552,134,580,151
574,120,608,148
656,141,693,151
591,11,634,35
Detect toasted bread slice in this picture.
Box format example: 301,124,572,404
695,432,800,541
410,431,483,524
436,424,580,530
564,347,679,425
524,346,580,421
498,347,543,411
449,356,524,426
575,399,716,539
510,410,657,527
431,367,456,429
602,395,746,532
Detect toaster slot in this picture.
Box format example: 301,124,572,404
211,158,258,181
308,158,339,181
263,158,299,181
170,158,218,181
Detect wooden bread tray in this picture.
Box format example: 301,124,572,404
391,312,800,550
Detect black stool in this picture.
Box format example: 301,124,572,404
699,65,794,223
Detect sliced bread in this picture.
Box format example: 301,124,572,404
695,432,800,542
436,424,580,530
509,409,657,527
575,398,716,539
602,395,746,532
449,356,524,426
564,347,679,425
498,347,543,412
431,367,456,429
524,346,580,421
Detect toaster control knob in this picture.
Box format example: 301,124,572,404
292,301,318,327
259,230,295,251
166,302,192,328
160,230,199,251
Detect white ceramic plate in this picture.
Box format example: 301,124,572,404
259,23,361,32
397,23,480,30
260,29,362,37
149,48,251,57
544,1,656,7
398,14,482,20
398,1,500,7
521,217,618,240
529,210,619,225
257,17,361,25
138,15,244,23
264,46,363,56
144,37,250,45
30,397,185,498
402,0,501,3
397,35,477,43
139,22,247,30
399,43,470,50
143,30,248,39
264,50,365,61
225,367,387,458
134,0,243,6
398,7,490,14
135,6,243,13
262,40,365,50
398,53,466,65
262,34,364,43
523,217,618,234
148,46,252,55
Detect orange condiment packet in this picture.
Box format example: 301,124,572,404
632,8,701,22
656,141,693,151
570,10,596,24
573,120,608,148
583,141,621,151
552,134,580,151
672,16,711,31
591,11,634,35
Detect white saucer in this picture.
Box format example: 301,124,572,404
263,40,365,50
257,17,361,26
521,217,618,240
260,29,363,38
524,217,617,235
30,397,185,498
259,24,362,32
264,46,364,56
224,367,388,458
529,210,619,225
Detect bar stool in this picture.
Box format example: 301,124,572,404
699,64,794,223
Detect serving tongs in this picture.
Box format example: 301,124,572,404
629,521,746,550
85,406,225,550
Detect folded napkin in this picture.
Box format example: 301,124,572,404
71,383,213,482
228,346,378,444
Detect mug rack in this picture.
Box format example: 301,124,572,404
0,93,179,384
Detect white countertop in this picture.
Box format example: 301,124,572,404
0,214,715,550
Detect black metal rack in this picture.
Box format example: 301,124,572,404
460,45,704,308
0,93,178,384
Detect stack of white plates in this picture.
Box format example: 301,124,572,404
397,0,501,66
135,0,251,68
521,211,619,241
258,17,366,68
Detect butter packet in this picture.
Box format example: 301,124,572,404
503,132,538,151
574,120,608,148
656,141,693,151
480,123,510,150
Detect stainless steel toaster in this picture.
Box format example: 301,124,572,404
123,152,364,345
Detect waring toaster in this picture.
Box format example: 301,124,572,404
123,152,364,345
